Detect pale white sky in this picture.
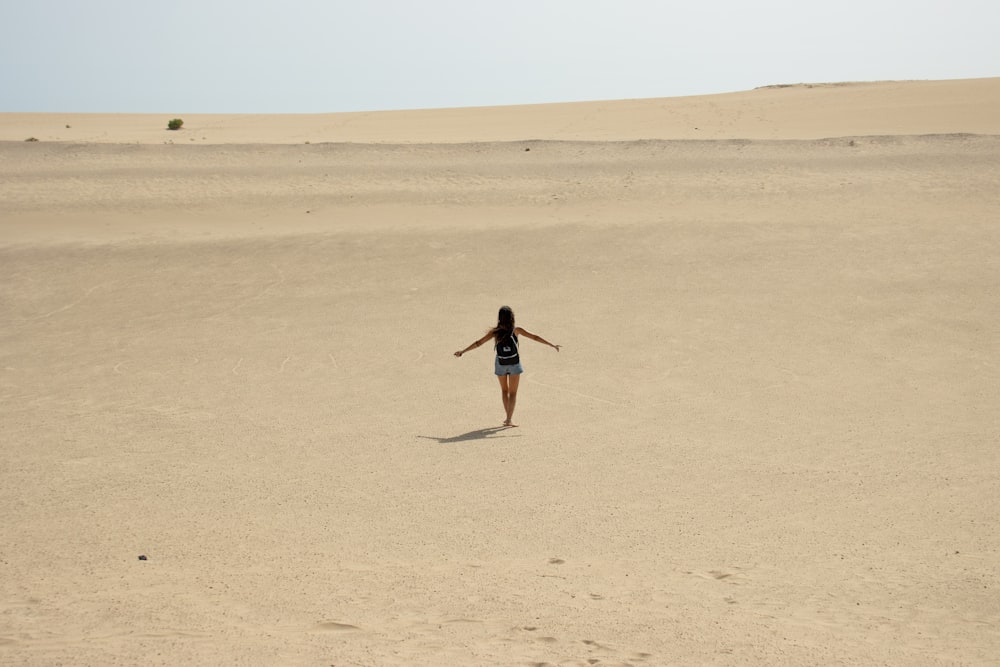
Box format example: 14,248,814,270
1,0,997,113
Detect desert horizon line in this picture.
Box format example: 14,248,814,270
5,75,997,117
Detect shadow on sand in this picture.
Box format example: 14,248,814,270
418,426,520,444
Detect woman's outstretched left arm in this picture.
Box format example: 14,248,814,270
515,327,560,352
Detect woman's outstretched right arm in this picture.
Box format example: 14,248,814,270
515,327,561,352
454,332,493,357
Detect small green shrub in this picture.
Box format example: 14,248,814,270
167,118,184,131
25,137,39,142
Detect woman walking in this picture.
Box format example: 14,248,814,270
454,306,560,427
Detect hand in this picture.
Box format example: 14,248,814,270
454,350,463,357
553,344,561,352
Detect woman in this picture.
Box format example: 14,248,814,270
454,306,560,427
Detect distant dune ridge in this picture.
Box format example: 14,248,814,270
1,79,999,665
2,77,998,144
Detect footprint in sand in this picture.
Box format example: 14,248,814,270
313,621,360,632
684,568,748,583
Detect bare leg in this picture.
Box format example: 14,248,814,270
498,374,520,427
498,375,511,424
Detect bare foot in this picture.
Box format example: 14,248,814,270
503,420,519,428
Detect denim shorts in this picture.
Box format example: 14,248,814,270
495,357,524,376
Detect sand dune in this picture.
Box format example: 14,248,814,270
3,77,999,144
2,79,999,665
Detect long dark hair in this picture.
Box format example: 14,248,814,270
489,305,515,342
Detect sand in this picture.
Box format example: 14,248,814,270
1,79,999,665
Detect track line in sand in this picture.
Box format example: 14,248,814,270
18,282,109,322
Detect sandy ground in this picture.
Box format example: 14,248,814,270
1,79,999,665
